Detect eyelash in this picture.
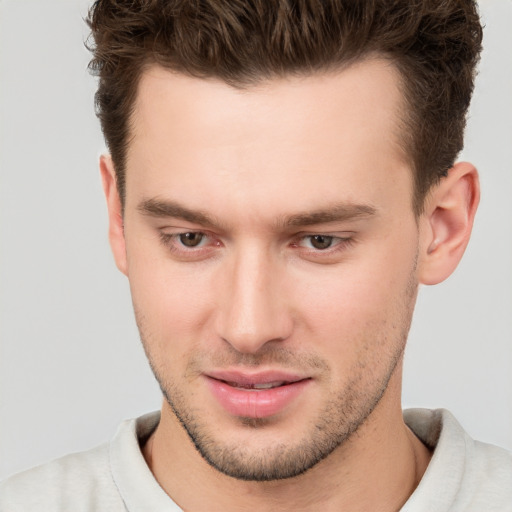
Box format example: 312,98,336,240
159,231,355,260
292,234,355,252
159,232,217,256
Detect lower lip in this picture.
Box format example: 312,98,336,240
205,377,311,419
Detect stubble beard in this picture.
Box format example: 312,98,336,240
156,356,402,482
135,266,418,482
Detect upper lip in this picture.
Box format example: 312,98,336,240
205,369,309,386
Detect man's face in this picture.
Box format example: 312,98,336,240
120,59,421,480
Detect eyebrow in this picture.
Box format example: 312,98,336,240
281,203,377,227
138,198,377,229
138,198,223,229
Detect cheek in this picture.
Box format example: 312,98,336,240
291,238,418,355
126,245,217,356
289,268,415,394
294,271,393,340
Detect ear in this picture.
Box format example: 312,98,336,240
100,155,128,276
418,162,480,285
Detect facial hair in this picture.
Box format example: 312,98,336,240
136,263,418,481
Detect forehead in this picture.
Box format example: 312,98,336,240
131,58,407,150
126,59,412,220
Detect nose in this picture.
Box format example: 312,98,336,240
215,245,293,354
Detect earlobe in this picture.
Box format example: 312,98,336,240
100,155,128,276
418,162,480,285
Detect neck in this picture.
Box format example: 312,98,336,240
143,369,431,512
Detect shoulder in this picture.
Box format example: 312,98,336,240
0,443,124,512
403,408,512,511
466,439,512,509
0,413,161,512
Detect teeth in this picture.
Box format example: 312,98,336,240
228,381,286,390
252,381,285,389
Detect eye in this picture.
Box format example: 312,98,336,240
293,233,356,257
159,231,214,255
178,232,206,248
306,235,334,250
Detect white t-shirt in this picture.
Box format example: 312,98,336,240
1,409,511,511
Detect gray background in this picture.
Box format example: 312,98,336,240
1,0,511,480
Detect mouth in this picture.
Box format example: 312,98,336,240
204,370,312,419
222,380,292,390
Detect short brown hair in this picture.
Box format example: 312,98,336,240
87,0,483,214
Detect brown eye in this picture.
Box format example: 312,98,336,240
179,232,205,247
309,235,334,250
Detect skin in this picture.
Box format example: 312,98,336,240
101,58,479,511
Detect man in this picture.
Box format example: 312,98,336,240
1,0,511,510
